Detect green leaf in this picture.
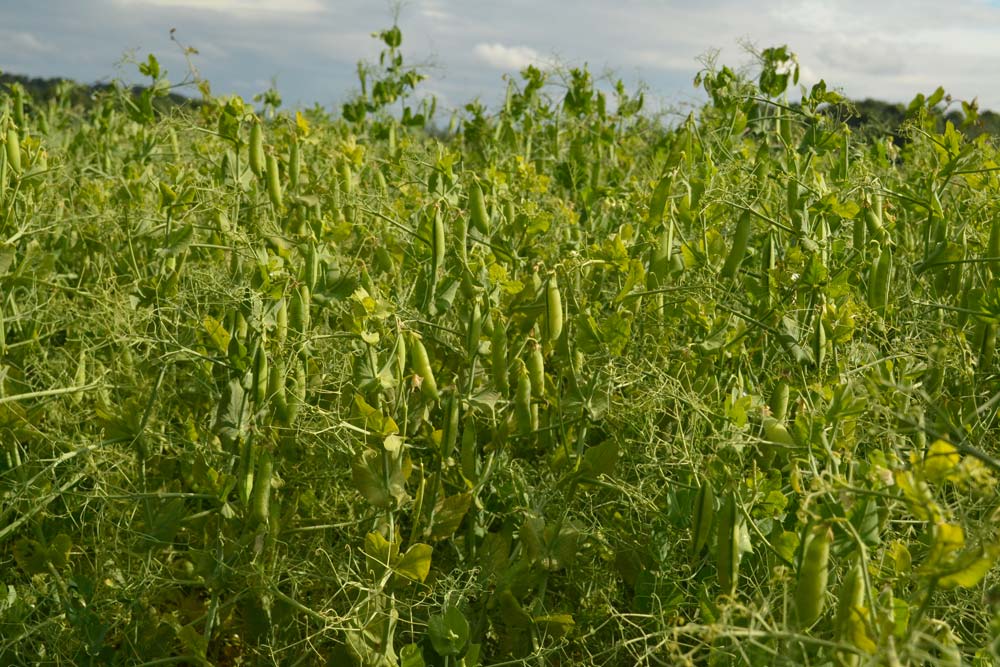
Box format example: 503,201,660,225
12,538,48,574
427,605,470,657
430,493,472,540
580,440,618,478
48,534,72,569
400,644,426,667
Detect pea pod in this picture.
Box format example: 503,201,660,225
648,223,673,288
441,392,460,459
513,359,533,436
250,450,273,525
779,113,792,146
720,211,752,279
274,298,288,346
248,118,264,177
491,312,509,394
284,356,306,425
265,153,283,209
289,285,310,338
853,215,867,252
253,345,269,407
5,127,21,176
237,438,256,508
288,137,300,191
834,558,868,667
769,381,790,421
468,181,489,234
647,171,673,226
690,478,716,557
456,214,469,267
988,217,1000,276
303,240,319,292
268,356,288,423
716,492,740,596
813,305,827,369
410,334,440,401
545,274,563,345
796,524,831,626
527,340,544,400
460,414,478,481
978,322,996,373
466,300,482,360
868,245,892,314
432,206,446,278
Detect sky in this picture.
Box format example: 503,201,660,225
2,0,1000,119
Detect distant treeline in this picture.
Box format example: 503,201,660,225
2,71,998,140
835,97,1000,141
0,72,200,112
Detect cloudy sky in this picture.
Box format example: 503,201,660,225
2,0,1000,118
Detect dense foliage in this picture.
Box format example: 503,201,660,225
1,31,999,666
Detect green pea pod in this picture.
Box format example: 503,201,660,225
545,275,563,345
410,334,440,401
5,128,21,176
978,322,996,373
690,478,716,557
238,438,256,509
248,118,264,177
988,217,1000,276
274,298,288,346
250,450,273,525
303,240,319,292
491,312,509,394
265,153,283,209
432,206,446,279
796,524,831,626
441,392,460,459
853,215,866,252
268,357,289,424
647,172,673,226
468,181,489,234
717,492,740,596
253,345,269,407
527,340,545,400
779,113,792,146
514,359,533,436
813,306,827,369
720,211,752,279
769,381,790,422
284,357,306,425
460,414,478,482
868,245,892,314
289,285,310,339
466,300,482,360
288,137,300,191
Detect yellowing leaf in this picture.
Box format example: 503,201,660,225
938,546,997,589
203,316,230,352
922,440,960,482
534,613,575,639
363,530,399,577
395,543,432,582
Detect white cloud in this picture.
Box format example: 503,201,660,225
113,0,324,15
473,43,541,70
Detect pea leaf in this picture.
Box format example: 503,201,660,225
395,543,432,583
427,605,469,657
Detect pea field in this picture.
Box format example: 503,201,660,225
1,30,999,666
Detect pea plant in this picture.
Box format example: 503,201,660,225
0,26,998,667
